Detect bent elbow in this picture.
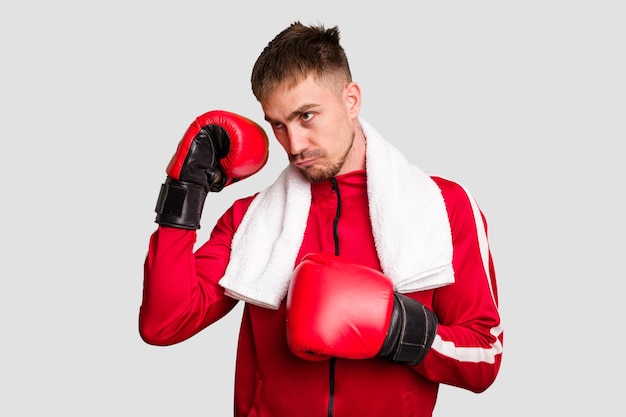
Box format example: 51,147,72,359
139,324,166,346
138,309,177,346
468,357,502,393
139,321,167,346
470,372,498,393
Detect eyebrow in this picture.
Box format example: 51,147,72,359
265,103,320,123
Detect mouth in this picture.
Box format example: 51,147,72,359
291,150,325,169
294,158,317,168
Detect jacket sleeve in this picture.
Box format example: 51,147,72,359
416,176,503,393
138,196,255,346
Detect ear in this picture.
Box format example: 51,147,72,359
344,82,361,118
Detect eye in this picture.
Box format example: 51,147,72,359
270,121,284,130
300,112,313,122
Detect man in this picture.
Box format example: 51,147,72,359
140,21,503,417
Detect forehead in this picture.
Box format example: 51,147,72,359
261,75,344,120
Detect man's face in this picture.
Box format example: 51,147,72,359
261,75,362,183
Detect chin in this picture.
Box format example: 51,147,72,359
301,167,338,183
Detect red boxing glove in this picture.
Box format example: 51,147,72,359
286,253,438,365
155,110,269,229
286,253,395,360
166,110,269,188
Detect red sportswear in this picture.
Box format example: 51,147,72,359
140,170,503,417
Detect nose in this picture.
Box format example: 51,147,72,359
285,125,309,156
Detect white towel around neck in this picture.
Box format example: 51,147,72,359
218,119,454,309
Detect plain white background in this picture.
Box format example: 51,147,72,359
1,1,624,415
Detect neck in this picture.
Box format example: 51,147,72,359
343,120,367,173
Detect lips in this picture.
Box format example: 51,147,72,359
295,158,316,168
291,150,325,168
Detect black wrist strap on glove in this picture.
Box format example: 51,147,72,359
154,177,207,230
378,293,438,366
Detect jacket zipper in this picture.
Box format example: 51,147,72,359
327,177,341,417
331,177,341,257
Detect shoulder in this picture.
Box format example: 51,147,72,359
222,193,261,228
430,175,473,207
429,175,486,229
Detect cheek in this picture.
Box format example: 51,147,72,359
274,132,291,153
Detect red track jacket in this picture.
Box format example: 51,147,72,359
140,170,503,417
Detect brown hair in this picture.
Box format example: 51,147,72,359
251,21,352,102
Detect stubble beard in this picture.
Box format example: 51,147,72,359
298,131,355,183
